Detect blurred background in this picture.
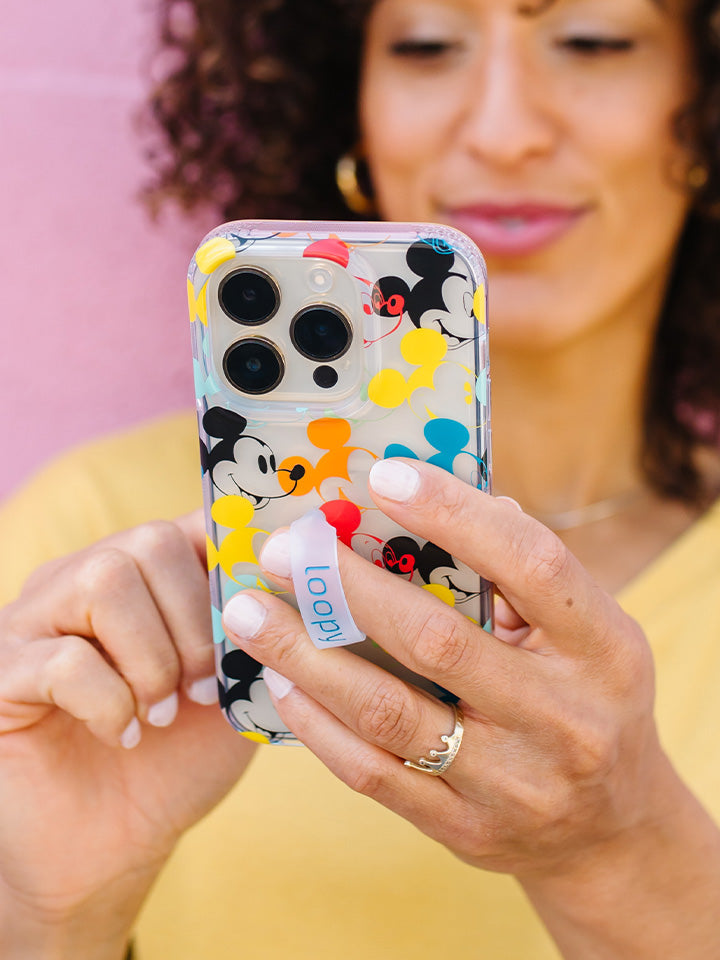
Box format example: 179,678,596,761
0,0,217,498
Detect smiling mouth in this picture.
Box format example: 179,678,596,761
446,203,587,258
229,477,264,505
227,470,302,503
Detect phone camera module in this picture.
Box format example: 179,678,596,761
219,269,280,325
290,306,352,362
223,338,284,394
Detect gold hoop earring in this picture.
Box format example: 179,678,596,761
687,163,709,191
336,150,375,215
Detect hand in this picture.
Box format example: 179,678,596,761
0,512,254,955
220,458,670,876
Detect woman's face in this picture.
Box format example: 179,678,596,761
360,0,694,348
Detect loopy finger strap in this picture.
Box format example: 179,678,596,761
290,509,366,649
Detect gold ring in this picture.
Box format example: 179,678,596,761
404,703,464,776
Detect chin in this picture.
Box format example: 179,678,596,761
488,265,605,350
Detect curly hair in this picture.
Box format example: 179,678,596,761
144,0,720,505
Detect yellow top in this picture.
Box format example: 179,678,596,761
1,412,719,960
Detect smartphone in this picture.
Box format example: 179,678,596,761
188,220,492,743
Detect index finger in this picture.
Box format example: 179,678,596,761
366,459,629,657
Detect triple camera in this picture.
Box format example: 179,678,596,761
219,268,353,395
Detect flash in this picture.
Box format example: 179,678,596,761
308,266,334,293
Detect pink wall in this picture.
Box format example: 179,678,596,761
0,0,218,498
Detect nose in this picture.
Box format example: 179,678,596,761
458,29,557,169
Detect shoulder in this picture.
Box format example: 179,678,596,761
0,411,201,604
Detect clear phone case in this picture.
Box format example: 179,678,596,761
188,220,492,743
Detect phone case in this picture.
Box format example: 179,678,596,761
188,220,492,743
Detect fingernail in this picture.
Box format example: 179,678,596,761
187,675,218,705
369,459,421,503
223,593,267,639
260,531,292,579
120,717,142,749
263,666,295,700
496,496,523,512
147,691,179,727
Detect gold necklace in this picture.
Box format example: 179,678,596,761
530,489,644,531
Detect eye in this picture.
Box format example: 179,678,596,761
387,294,405,316
270,454,277,471
258,455,268,474
558,36,635,56
389,38,462,60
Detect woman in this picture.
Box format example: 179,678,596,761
0,0,719,957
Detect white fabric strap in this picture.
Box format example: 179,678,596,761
289,509,366,649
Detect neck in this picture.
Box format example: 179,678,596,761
489,309,655,518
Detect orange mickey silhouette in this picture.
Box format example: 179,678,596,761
278,418,376,499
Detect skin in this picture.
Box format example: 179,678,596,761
0,517,254,959
360,0,706,589
225,459,720,958
223,0,720,954
0,1,719,958
361,0,693,350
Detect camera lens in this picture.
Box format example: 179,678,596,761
290,306,352,362
223,339,284,394
219,269,279,325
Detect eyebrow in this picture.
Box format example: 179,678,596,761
516,0,665,13
516,0,555,13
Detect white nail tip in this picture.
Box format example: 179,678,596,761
223,593,267,639
187,676,218,706
260,532,293,579
368,460,421,503
147,691,179,727
120,717,142,749
496,495,523,512
263,667,295,700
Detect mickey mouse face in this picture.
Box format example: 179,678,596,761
405,243,474,344
212,435,280,504
201,407,306,508
227,677,291,737
373,240,475,346
220,649,292,739
416,258,475,345
424,553,480,605
382,536,480,605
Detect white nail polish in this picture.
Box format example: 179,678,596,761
496,495,523,512
263,667,295,700
369,459,421,503
120,717,142,749
187,675,218,705
147,691,179,727
223,593,267,639
260,531,292,579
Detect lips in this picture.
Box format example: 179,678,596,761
446,203,587,258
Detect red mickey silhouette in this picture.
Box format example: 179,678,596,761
320,499,362,547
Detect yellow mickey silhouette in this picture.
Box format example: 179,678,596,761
195,236,237,274
472,283,486,326
367,328,448,409
206,495,268,580
240,730,272,744
421,583,456,606
189,237,239,324
187,278,209,326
